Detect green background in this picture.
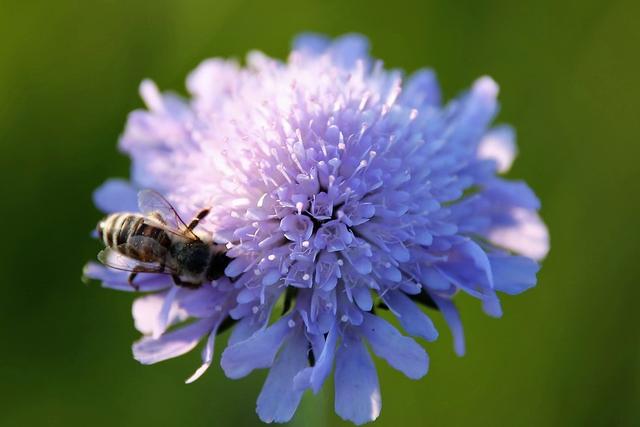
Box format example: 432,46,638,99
1,0,638,426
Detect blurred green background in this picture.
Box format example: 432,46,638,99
1,0,638,426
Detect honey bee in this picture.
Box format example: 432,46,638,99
96,190,230,289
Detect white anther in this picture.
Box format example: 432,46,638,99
295,202,304,213
301,240,310,248
341,315,349,322
252,306,259,314
337,259,344,266
302,273,310,281
267,254,276,261
253,269,261,275
338,142,346,150
288,319,296,328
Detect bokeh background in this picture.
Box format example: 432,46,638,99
1,0,638,426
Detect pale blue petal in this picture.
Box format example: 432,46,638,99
185,329,216,384
484,179,540,210
93,179,138,213
352,286,373,312
83,262,171,293
433,295,466,356
490,253,540,295
382,290,438,341
437,239,493,297
228,316,264,346
401,69,441,108
360,313,428,379
293,327,337,393
328,34,370,69
256,330,309,423
334,334,381,425
293,33,370,69
221,316,293,379
292,33,330,55
132,317,214,364
478,125,516,173
309,323,338,393
488,208,549,261
447,76,499,149
481,291,503,318
132,290,188,336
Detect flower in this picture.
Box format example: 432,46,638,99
84,33,549,425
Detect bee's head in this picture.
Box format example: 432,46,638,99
96,218,107,240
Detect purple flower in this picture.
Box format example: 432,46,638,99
84,33,549,425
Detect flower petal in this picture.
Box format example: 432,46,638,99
490,253,540,295
93,179,138,213
83,262,171,293
221,316,294,379
156,286,180,338
186,58,239,111
478,126,516,173
132,317,214,365
185,329,216,384
401,69,441,108
132,290,187,336
292,33,330,55
228,315,267,346
437,239,493,296
484,179,540,210
447,76,499,148
175,285,224,318
360,313,428,379
488,208,549,261
334,333,381,425
328,34,370,69
382,290,438,341
432,295,465,356
294,323,338,393
256,329,309,423
481,291,503,318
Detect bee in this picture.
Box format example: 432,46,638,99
96,190,230,289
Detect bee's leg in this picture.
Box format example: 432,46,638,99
128,271,141,291
171,274,200,289
129,264,166,291
187,208,211,231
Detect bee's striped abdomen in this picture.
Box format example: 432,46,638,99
133,221,171,248
117,215,144,246
98,213,171,262
99,213,140,248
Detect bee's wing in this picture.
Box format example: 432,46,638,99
138,189,199,241
140,217,195,242
97,246,174,275
127,235,168,259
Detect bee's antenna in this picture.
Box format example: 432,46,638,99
187,207,211,231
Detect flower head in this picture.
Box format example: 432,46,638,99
84,33,548,424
